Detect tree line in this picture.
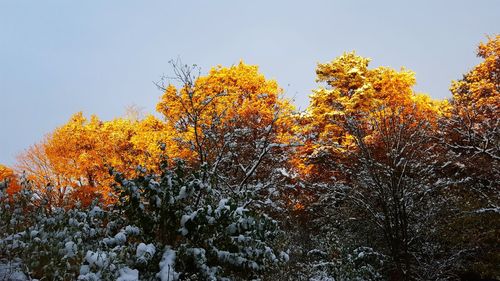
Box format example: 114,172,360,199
0,35,498,280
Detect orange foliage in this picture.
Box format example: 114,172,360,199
157,61,296,180
295,52,448,181
16,113,173,204
14,47,481,205
15,62,296,204
15,57,451,202
0,164,22,195
450,34,499,120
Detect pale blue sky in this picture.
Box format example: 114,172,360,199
0,0,499,165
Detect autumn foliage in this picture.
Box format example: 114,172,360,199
293,51,449,181
10,61,296,203
156,62,296,189
0,164,21,195
14,113,174,204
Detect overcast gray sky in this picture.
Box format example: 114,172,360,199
0,0,499,165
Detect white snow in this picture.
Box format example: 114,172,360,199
177,186,188,199
114,232,127,244
79,265,90,275
235,206,247,216
158,247,178,281
136,243,156,263
85,251,108,268
180,210,198,235
89,206,103,217
116,267,139,281
125,225,140,235
64,241,77,258
215,199,230,217
0,261,27,281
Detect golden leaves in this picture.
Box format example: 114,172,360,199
156,61,296,166
0,164,21,195
14,36,496,204
295,52,446,180
450,34,499,120
16,113,176,204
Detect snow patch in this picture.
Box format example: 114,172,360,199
116,267,139,281
158,247,178,281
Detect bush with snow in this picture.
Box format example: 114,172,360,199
0,159,287,280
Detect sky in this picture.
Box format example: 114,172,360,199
0,0,499,166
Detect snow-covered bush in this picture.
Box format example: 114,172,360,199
109,159,288,280
0,158,287,280
0,183,115,280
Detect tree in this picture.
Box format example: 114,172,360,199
450,34,499,122
291,52,452,280
296,52,447,182
436,34,500,279
338,107,450,280
156,61,296,195
16,113,174,205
